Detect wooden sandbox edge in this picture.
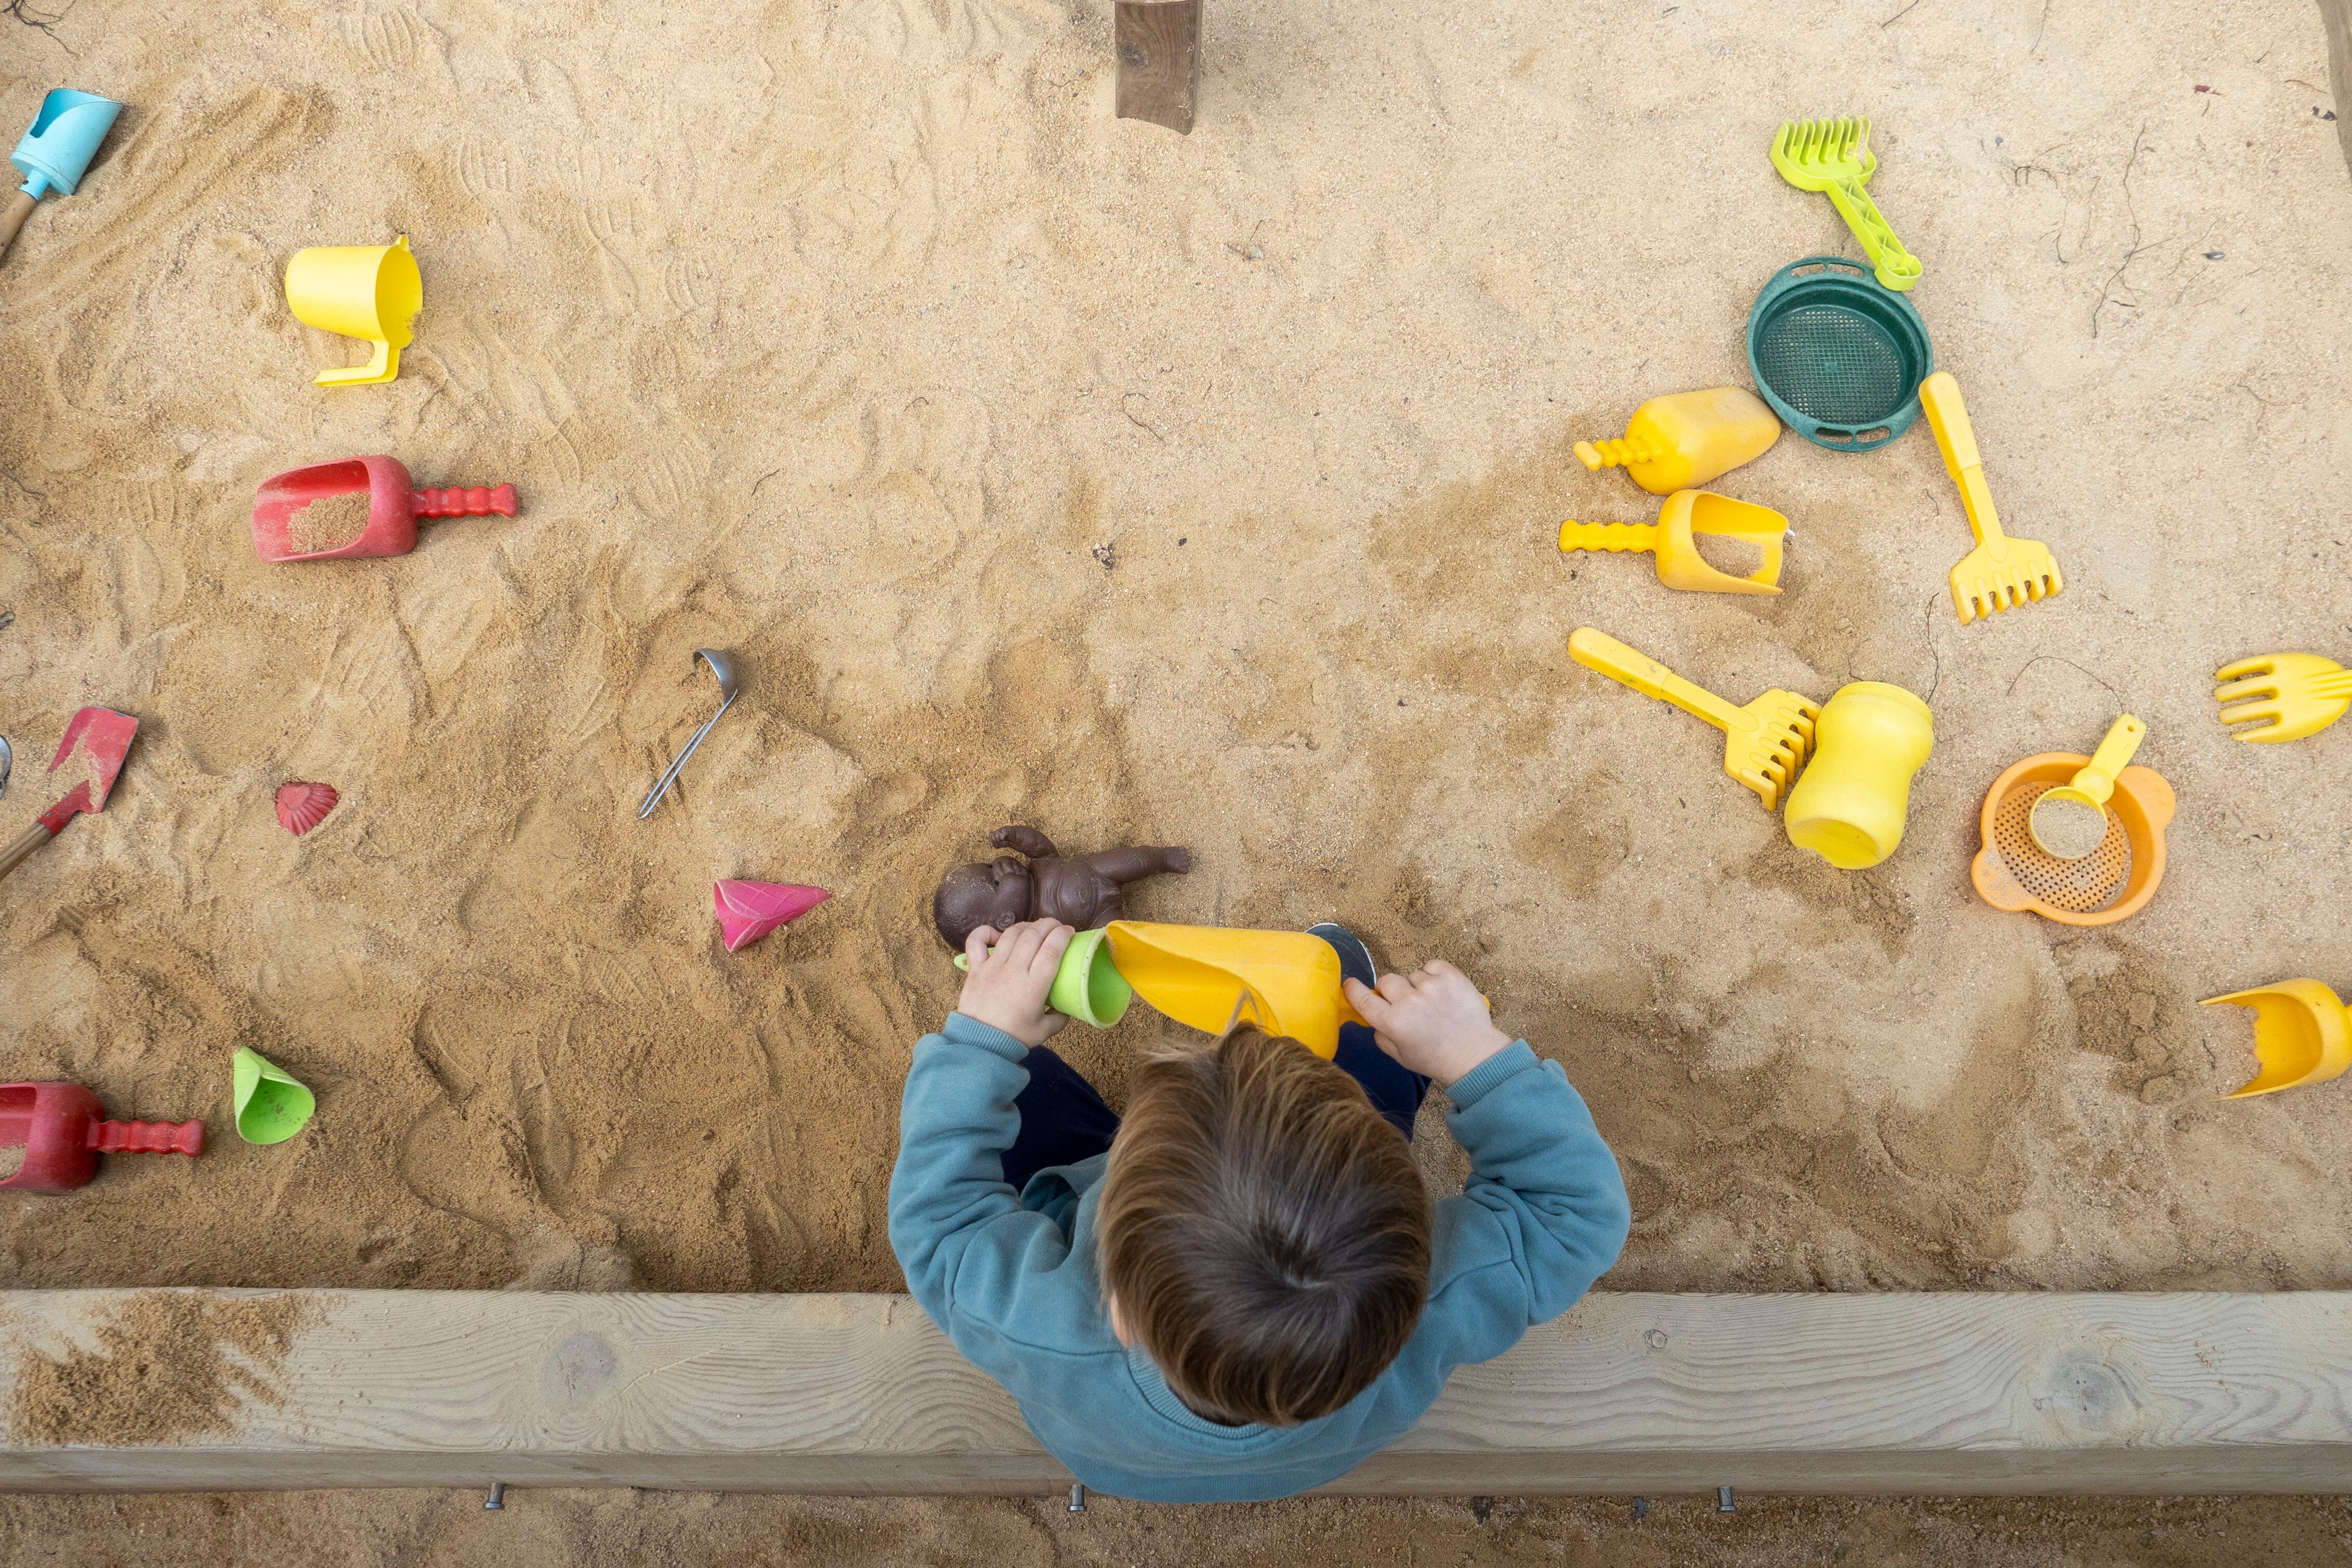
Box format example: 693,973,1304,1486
0,1289,2345,1495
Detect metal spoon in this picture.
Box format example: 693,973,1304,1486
637,649,739,819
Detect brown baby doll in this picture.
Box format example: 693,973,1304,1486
933,826,1192,948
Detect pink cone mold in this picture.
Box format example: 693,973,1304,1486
275,781,339,836
714,880,830,952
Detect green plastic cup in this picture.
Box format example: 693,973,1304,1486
232,1047,316,1145
952,928,1133,1028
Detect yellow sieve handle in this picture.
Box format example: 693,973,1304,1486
2069,714,2146,806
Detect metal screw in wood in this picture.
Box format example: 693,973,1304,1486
484,1482,505,1510
1717,1486,1736,1513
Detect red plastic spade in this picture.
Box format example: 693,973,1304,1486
0,705,138,885
252,455,516,562
0,1082,203,1191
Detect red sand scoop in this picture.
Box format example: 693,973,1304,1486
0,705,137,885
252,454,516,562
0,1083,204,1192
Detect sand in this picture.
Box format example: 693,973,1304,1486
1,0,2349,1549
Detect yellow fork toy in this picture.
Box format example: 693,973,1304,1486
1569,627,1820,810
2214,654,2352,743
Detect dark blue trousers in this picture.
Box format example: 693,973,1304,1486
1003,1024,1430,1192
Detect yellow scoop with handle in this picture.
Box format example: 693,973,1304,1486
1569,627,1819,811
1105,922,1365,1059
2028,714,2146,861
1557,491,1787,595
1922,372,2064,624
1770,116,1922,292
2202,978,2352,1098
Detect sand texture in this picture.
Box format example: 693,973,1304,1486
4,0,2352,1332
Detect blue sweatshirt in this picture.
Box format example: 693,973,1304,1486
887,1013,1631,1503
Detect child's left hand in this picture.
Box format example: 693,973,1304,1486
957,919,1074,1047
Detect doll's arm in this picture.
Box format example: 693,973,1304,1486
989,826,1059,860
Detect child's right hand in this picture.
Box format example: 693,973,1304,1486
957,919,1074,1048
1345,960,1512,1087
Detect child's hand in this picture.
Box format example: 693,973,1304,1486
957,919,1074,1048
1344,960,1512,1086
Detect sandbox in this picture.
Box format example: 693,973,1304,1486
3,0,2350,1517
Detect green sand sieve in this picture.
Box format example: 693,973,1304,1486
1746,256,1934,452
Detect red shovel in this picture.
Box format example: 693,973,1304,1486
0,1082,204,1192
252,455,516,563
0,706,137,884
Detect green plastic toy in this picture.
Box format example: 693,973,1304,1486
952,926,1134,1028
232,1047,316,1144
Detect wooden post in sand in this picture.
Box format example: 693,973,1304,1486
1117,0,1201,134
2322,1,2352,179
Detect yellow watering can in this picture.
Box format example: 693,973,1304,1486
284,234,422,386
1104,921,1367,1059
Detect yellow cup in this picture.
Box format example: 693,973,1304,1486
284,234,422,386
1781,681,1934,869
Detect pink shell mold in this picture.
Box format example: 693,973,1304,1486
714,880,830,952
275,781,339,836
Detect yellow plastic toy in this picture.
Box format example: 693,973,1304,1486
1769,116,1922,292
1103,921,1365,1059
1557,490,1787,596
1574,388,1782,496
2028,715,2146,861
1779,682,1934,869
1923,373,2064,625
1568,627,1819,811
2214,654,2352,744
284,234,422,386
2203,978,2352,1099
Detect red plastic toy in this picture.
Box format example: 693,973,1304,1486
0,1082,204,1192
251,455,516,563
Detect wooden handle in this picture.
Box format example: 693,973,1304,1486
0,820,56,882
0,190,37,263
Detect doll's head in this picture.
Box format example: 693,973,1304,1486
932,855,1036,949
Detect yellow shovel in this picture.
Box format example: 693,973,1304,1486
1105,922,1366,1059
2202,979,2352,1099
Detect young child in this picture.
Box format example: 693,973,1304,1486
888,917,1629,1503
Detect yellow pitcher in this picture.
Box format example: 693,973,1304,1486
284,234,422,386
1780,682,1934,869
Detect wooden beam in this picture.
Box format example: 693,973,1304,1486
2322,0,2352,178
1116,0,1200,135
0,1291,2347,1495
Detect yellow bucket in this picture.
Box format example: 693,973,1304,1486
1104,921,1366,1058
284,234,422,386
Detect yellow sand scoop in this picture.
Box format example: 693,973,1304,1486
2202,978,2352,1099
1557,490,1788,596
1569,627,1820,810
1921,372,2063,625
1104,922,1365,1059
